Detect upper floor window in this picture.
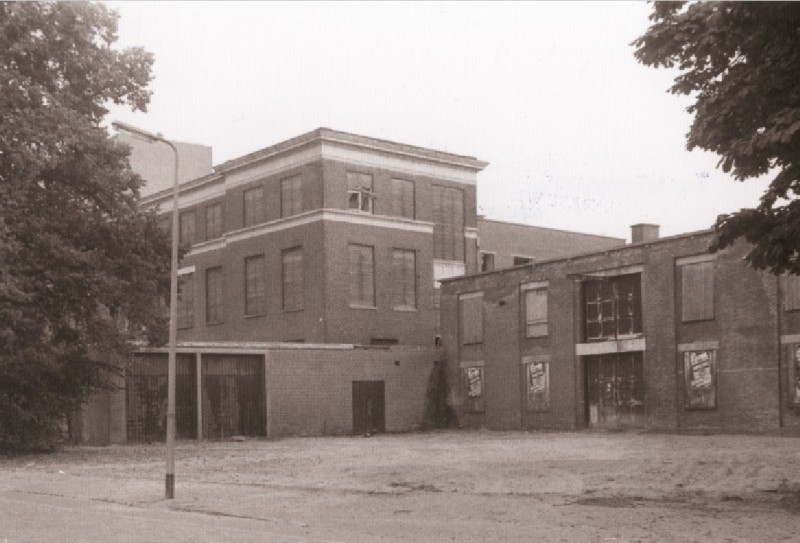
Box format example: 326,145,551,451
244,255,266,316
583,273,642,342
513,255,533,266
522,282,548,338
391,178,415,219
179,210,195,247
347,172,375,213
678,257,714,322
479,252,495,272
391,249,416,310
282,246,304,311
281,175,302,218
784,273,800,311
205,202,223,240
433,185,464,262
177,272,194,329
243,185,265,227
205,267,223,324
459,292,484,344
348,244,375,307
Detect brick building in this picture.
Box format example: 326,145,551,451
441,226,800,434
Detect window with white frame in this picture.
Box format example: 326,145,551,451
347,172,375,213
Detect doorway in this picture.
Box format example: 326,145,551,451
584,352,644,428
352,380,385,434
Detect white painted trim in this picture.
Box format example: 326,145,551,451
780,334,800,345
177,266,195,276
581,265,644,278
465,227,478,239
458,291,483,301
575,337,646,356
321,210,434,233
225,146,322,192
520,280,548,291
190,239,226,255
145,183,226,213
459,360,485,368
677,341,719,352
521,354,551,364
676,253,716,266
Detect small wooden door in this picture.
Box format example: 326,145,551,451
352,381,385,434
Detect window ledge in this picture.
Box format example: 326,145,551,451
282,308,304,314
392,306,418,312
205,320,224,326
349,304,377,310
244,313,266,319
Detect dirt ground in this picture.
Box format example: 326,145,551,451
2,430,800,542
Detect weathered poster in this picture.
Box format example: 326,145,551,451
794,345,800,405
526,362,549,412
464,367,484,412
684,350,716,410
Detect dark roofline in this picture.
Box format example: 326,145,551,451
477,217,626,243
139,127,489,206
441,227,715,285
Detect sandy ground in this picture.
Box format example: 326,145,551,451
2,430,800,542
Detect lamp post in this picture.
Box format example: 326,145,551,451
113,121,180,499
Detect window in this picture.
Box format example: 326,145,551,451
525,360,550,412
784,274,800,311
513,256,533,266
523,284,548,338
790,344,800,407
347,172,375,213
243,186,265,227
348,244,375,307
282,247,304,311
479,252,495,272
683,350,716,410
432,186,464,261
391,179,414,219
281,176,302,218
460,292,483,344
205,267,223,324
177,273,194,329
205,202,223,240
463,365,485,412
584,274,642,341
680,259,714,322
244,255,266,316
179,210,195,247
391,249,416,310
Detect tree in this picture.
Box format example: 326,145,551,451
0,2,170,451
632,2,800,275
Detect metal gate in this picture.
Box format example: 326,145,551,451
352,380,385,434
126,354,196,442
584,352,644,428
202,354,265,439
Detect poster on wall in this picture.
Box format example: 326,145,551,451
464,367,485,413
684,350,716,410
526,362,550,412
794,345,800,406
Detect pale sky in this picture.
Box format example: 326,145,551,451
104,1,769,241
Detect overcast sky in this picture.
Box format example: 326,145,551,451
105,1,769,241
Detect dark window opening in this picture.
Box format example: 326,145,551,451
583,274,642,342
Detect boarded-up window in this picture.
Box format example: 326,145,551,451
433,186,464,261
525,361,549,412
524,287,548,338
348,244,375,307
347,172,374,213
177,273,194,329
179,210,195,247
244,255,266,316
460,293,483,344
391,249,416,309
784,274,800,311
584,274,642,341
282,246,304,310
463,366,485,412
391,179,414,219
205,202,223,240
243,186,265,227
681,260,714,322
206,267,223,323
684,350,716,410
281,176,302,218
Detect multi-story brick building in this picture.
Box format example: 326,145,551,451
441,225,800,434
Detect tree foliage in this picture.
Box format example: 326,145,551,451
632,1,800,274
0,2,170,451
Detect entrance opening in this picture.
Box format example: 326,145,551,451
352,380,385,434
584,352,644,428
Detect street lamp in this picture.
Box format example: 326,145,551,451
113,121,180,499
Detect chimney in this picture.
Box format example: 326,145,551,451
631,223,660,244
